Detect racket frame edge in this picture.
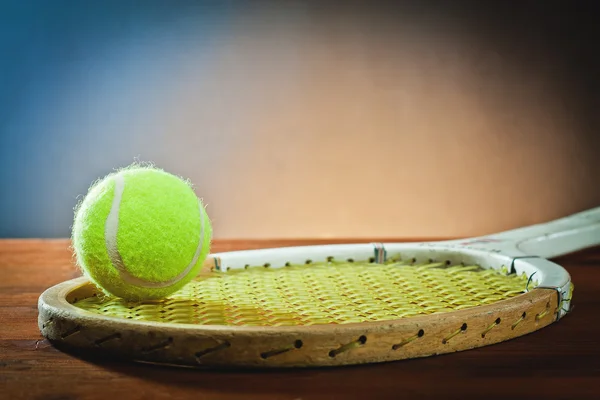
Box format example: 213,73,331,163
38,277,560,368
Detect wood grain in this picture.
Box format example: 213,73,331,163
1,239,600,400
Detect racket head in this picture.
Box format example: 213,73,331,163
38,242,569,368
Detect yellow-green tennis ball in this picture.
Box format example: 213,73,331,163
72,165,212,301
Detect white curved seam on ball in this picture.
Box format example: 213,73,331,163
105,175,205,288
105,174,130,281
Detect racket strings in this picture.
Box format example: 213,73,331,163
74,260,532,326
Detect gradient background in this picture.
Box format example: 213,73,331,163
1,1,598,239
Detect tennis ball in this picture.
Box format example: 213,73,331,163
72,164,212,301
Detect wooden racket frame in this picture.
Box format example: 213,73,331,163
38,276,559,368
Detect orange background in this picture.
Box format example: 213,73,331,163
1,2,598,239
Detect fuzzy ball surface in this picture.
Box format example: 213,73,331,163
72,165,212,301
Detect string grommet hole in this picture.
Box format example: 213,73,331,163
511,312,527,330
536,303,551,322
141,336,173,354
329,335,367,357
442,323,467,344
481,318,501,338
261,340,303,359
195,341,231,360
392,329,425,350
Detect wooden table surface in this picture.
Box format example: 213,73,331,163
1,239,599,400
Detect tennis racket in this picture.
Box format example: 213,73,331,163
38,206,600,368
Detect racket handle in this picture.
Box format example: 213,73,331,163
485,206,600,258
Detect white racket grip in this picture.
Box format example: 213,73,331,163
482,206,600,258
